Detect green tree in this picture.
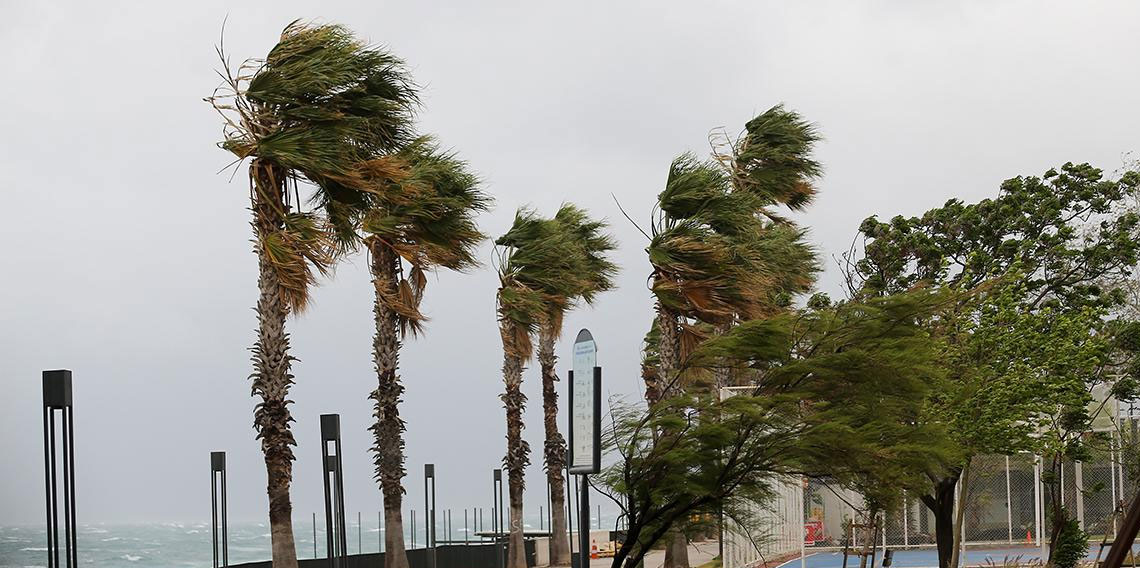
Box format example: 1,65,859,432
645,105,820,567
351,138,489,568
494,206,614,568
601,292,950,568
847,162,1140,568
535,206,618,565
209,22,418,566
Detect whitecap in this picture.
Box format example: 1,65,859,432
122,554,142,561
102,537,121,542
20,547,49,551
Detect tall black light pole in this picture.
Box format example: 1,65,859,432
43,369,77,568
211,451,228,567
568,330,601,568
321,414,347,567
425,464,437,568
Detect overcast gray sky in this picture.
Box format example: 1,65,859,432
2,0,1139,526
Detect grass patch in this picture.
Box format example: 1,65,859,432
696,556,722,568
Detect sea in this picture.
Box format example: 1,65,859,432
0,513,579,568
1,521,331,568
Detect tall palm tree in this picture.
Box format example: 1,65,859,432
494,207,605,568
646,105,821,568
535,206,617,565
353,137,489,568
209,22,418,567
648,155,770,568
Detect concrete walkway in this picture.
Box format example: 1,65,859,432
582,540,719,568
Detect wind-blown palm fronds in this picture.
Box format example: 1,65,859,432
354,137,488,568
208,21,420,568
650,154,774,324
495,205,618,568
539,205,618,564
724,104,822,211
646,106,821,568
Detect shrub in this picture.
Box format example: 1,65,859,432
1051,511,1088,568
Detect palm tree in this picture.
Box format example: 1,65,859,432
535,206,617,565
649,155,771,568
208,22,418,567
646,105,821,568
494,206,610,568
353,137,489,568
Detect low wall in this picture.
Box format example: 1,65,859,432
230,541,536,568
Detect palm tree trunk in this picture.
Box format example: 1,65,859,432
712,322,732,390
664,531,691,568
656,307,679,397
251,159,299,568
370,244,410,568
655,305,690,568
538,325,571,565
501,322,531,568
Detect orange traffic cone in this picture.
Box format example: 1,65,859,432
590,540,599,559
1026,529,1032,544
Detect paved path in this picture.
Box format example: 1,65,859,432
578,540,719,568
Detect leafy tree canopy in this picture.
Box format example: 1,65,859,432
600,291,952,568
853,162,1140,310
849,162,1140,458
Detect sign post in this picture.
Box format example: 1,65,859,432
568,330,601,568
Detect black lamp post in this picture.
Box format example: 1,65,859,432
493,469,505,568
43,369,76,568
320,414,347,567
210,451,228,567
425,464,437,568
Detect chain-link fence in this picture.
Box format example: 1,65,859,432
718,388,1138,568
722,426,1139,568
722,476,803,568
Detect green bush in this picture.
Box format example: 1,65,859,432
1051,510,1088,568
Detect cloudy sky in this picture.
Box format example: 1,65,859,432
2,1,1139,527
